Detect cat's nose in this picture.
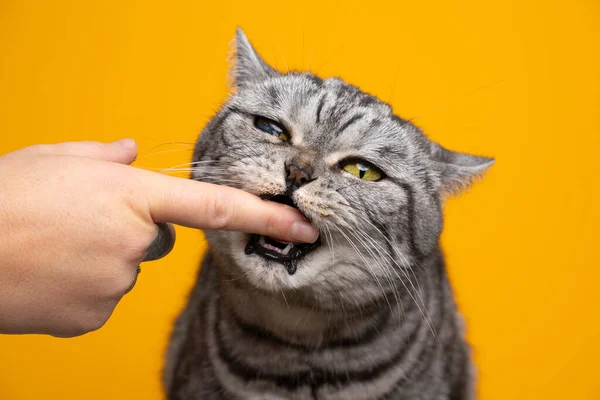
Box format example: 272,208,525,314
285,161,315,190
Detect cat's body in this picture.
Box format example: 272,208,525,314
164,29,493,400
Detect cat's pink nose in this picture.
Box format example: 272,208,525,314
285,161,314,189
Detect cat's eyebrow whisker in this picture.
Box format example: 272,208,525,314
387,62,402,104
305,35,316,72
270,32,289,73
315,43,347,74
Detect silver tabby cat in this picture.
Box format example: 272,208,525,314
164,29,494,400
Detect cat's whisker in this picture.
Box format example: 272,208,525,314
293,303,316,333
333,225,395,319
156,168,229,174
221,269,253,282
333,206,431,331
355,214,430,317
139,148,195,158
342,225,402,326
351,228,410,338
143,161,222,172
141,141,196,157
159,160,222,174
323,225,336,262
349,213,441,346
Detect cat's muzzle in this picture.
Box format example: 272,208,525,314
244,195,321,275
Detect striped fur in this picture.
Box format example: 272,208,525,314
165,250,474,400
163,29,492,400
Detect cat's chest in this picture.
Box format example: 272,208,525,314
203,294,440,400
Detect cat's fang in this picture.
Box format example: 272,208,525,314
281,243,293,255
259,236,293,254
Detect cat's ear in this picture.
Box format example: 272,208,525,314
230,28,279,88
429,142,494,194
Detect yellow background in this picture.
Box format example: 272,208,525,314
1,1,599,399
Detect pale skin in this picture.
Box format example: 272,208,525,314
0,139,318,338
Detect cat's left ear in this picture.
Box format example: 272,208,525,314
230,28,279,88
429,142,495,194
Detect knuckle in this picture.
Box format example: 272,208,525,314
117,225,158,263
85,142,109,158
264,214,280,237
205,192,233,230
85,312,111,333
129,235,153,261
114,269,138,295
74,308,112,335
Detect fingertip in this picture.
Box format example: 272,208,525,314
111,139,138,164
289,221,319,243
113,138,137,150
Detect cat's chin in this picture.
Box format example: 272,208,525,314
230,242,327,293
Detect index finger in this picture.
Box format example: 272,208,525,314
139,171,319,243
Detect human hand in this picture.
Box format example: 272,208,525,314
0,139,318,337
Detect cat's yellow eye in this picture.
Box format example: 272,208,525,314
254,116,290,142
341,160,383,181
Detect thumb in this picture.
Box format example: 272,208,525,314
25,139,138,164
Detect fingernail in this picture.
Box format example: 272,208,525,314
113,138,136,149
289,221,319,243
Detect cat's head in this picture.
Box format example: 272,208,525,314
192,29,493,307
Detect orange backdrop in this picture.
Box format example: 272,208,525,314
1,1,599,399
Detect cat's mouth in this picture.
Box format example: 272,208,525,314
244,195,321,275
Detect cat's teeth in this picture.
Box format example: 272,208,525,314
258,236,286,253
281,243,293,255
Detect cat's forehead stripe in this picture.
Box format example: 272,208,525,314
231,73,427,160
